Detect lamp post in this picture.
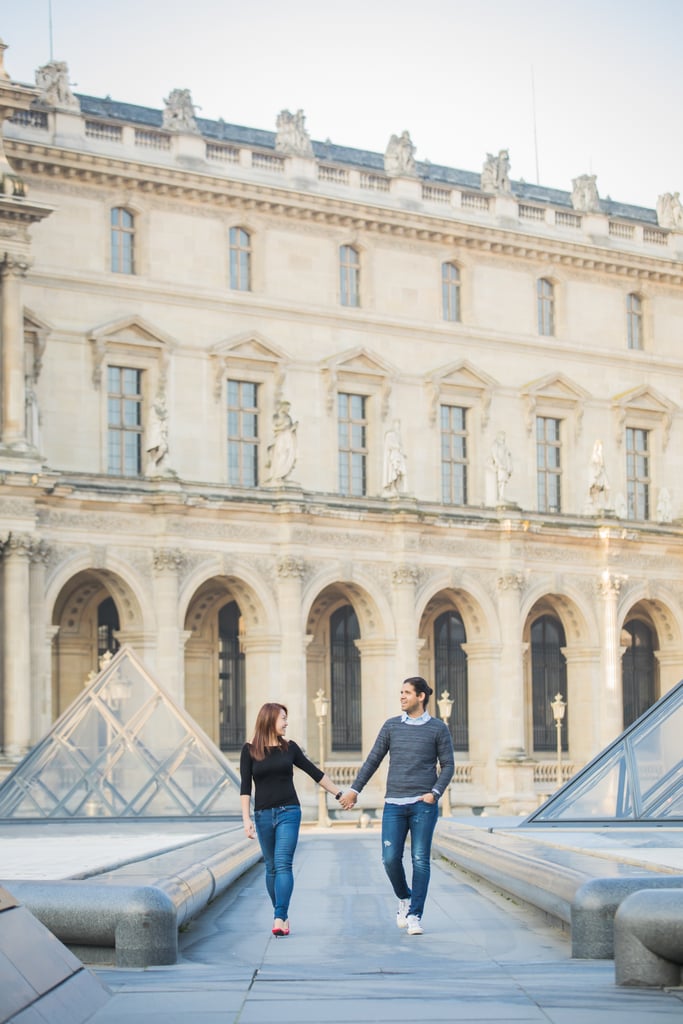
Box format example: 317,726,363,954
550,692,566,787
313,688,330,827
437,689,454,817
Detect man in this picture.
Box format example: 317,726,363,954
340,676,454,935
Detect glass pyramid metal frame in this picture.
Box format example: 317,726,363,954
525,678,683,824
0,646,242,819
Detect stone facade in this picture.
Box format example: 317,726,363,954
1,42,683,814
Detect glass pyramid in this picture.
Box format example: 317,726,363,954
0,646,242,818
525,678,683,824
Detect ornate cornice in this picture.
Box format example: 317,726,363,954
7,140,683,285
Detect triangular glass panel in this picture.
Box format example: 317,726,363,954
0,646,242,819
525,678,683,823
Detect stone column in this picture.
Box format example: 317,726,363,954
0,254,29,450
2,532,33,757
562,645,602,768
391,563,419,679
595,572,625,747
152,547,185,704
459,640,502,804
275,555,306,739
654,650,683,699
29,538,51,740
495,572,526,757
354,638,395,809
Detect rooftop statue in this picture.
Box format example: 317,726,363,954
480,149,511,194
571,173,600,213
656,192,683,229
275,109,314,157
35,60,79,111
384,130,417,178
162,88,199,133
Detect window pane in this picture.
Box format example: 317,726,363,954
229,227,251,291
227,379,259,486
107,366,142,476
536,416,561,512
338,392,366,495
111,207,135,275
441,405,467,504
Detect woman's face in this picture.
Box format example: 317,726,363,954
275,708,288,737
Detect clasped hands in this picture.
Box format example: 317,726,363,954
338,790,436,810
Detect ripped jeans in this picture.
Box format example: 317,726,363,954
380,800,439,919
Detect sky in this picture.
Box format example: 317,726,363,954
2,0,682,210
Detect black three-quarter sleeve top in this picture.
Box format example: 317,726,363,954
240,740,324,811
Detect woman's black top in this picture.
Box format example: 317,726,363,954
239,740,324,811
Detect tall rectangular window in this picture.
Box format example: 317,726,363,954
338,393,366,495
627,293,643,350
227,380,258,486
626,427,649,520
440,405,467,504
111,207,135,274
107,366,142,476
442,262,461,322
537,278,554,336
340,245,360,307
536,417,561,512
229,227,251,291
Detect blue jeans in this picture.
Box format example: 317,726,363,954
254,804,302,920
381,800,439,919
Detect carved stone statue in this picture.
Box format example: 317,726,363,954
656,192,683,229
384,131,417,178
146,395,171,475
382,420,407,496
162,88,198,133
489,431,512,504
35,61,79,110
275,109,314,157
25,377,41,450
266,400,298,483
480,149,511,194
571,174,600,213
656,487,673,524
588,439,610,512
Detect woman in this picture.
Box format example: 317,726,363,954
240,702,343,936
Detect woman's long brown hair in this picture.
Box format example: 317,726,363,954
249,702,289,761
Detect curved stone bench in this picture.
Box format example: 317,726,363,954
4,831,262,967
571,875,683,959
614,889,683,987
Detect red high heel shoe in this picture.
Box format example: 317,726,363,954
272,919,289,936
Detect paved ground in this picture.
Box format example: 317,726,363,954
83,828,683,1024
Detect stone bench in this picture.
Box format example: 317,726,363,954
614,889,683,987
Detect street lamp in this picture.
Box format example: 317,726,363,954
550,692,566,787
313,688,331,827
437,689,454,818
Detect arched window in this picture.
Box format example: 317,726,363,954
218,601,245,750
434,611,469,751
110,207,135,274
441,262,461,322
229,227,251,290
97,597,120,662
531,615,567,751
621,620,656,728
537,278,555,336
340,245,360,307
330,605,361,751
626,293,643,350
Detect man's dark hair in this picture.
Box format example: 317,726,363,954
403,676,433,710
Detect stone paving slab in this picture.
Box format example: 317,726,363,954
86,831,683,1024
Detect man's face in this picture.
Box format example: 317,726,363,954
400,683,423,717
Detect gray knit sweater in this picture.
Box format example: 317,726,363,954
351,715,455,800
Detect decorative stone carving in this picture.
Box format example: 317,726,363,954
480,150,511,194
571,174,600,213
146,393,174,477
24,377,41,451
656,487,673,524
595,572,627,598
489,431,512,504
276,555,305,579
382,420,407,497
35,60,79,110
384,131,417,178
392,564,418,586
153,548,186,574
656,192,683,229
162,88,198,133
275,109,313,157
588,439,610,513
497,573,524,591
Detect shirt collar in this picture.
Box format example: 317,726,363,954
401,710,431,725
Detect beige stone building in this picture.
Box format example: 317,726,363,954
1,42,683,814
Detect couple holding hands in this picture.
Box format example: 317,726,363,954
240,676,455,937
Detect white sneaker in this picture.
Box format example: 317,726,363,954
406,914,424,935
396,898,410,929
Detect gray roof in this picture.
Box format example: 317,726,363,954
75,93,658,225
